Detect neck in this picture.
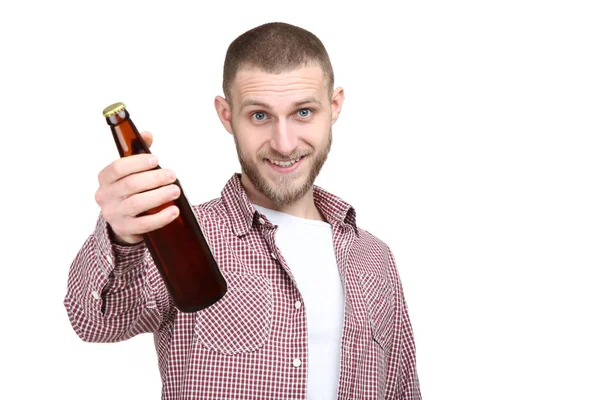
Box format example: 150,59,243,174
240,173,326,222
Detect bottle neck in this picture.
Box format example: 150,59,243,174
106,108,131,126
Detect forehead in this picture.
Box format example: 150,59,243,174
231,65,327,104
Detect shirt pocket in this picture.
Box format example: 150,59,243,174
359,272,395,353
194,271,273,355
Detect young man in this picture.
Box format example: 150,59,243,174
64,22,421,399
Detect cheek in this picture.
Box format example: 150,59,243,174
234,132,263,160
299,120,330,147
236,122,277,155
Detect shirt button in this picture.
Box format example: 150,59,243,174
91,290,100,300
293,358,302,368
270,252,277,259
258,217,265,225
294,301,302,309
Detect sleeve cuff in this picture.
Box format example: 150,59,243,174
94,213,148,276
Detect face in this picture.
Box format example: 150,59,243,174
215,65,344,207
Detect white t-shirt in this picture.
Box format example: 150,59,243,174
253,204,344,399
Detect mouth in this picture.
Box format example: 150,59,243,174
266,155,305,173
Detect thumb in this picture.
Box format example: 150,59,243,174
140,131,153,148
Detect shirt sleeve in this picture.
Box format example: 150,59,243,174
63,213,173,343
388,246,422,400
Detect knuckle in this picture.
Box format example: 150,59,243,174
127,195,142,212
112,162,124,178
122,177,136,193
94,189,103,206
98,164,111,183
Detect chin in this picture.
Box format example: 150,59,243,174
262,174,312,206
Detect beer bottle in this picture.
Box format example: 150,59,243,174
102,102,227,313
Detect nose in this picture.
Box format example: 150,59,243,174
269,119,298,157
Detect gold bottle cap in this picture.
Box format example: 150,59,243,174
103,102,126,117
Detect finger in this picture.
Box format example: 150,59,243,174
98,154,159,185
122,184,181,217
114,168,176,199
140,131,153,148
123,205,180,235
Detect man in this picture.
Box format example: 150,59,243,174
64,22,421,399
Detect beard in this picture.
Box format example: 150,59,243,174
233,130,332,207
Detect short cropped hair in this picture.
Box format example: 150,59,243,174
222,22,334,101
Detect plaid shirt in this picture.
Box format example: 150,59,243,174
64,173,421,399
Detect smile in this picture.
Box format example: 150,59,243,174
268,157,302,167
266,156,305,173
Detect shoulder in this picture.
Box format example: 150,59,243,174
195,196,224,213
192,196,228,224
349,226,398,278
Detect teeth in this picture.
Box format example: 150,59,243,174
269,157,301,167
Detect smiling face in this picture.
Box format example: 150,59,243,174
215,64,344,208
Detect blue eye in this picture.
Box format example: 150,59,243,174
252,112,267,121
298,108,312,117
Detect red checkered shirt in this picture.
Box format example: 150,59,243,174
64,173,421,399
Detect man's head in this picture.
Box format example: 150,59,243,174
214,22,344,208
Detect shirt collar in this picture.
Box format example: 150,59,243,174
221,173,359,237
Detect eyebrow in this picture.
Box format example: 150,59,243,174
241,96,322,109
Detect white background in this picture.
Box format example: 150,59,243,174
1,0,599,399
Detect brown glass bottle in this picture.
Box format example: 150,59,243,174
102,102,227,313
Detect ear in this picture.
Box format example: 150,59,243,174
330,87,345,126
214,96,234,135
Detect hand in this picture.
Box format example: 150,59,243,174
94,131,180,245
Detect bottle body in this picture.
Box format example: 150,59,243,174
104,104,227,312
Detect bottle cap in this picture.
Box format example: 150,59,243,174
103,102,126,117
